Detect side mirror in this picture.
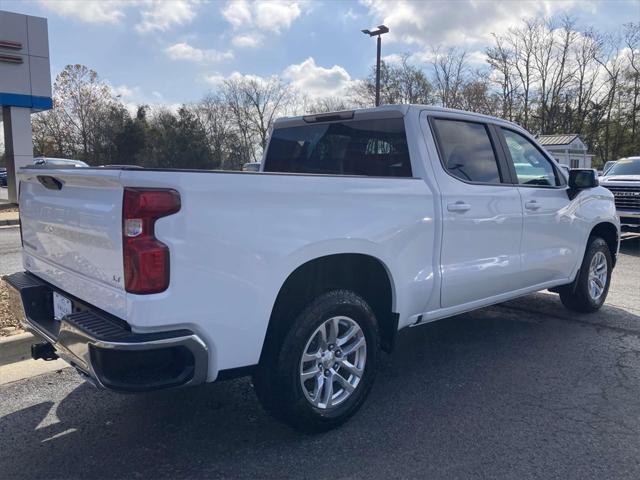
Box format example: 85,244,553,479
568,169,598,199
569,169,598,189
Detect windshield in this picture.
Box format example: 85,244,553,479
606,158,640,176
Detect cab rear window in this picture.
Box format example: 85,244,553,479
263,118,412,177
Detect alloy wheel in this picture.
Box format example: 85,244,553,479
299,316,367,410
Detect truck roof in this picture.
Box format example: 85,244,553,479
273,104,525,132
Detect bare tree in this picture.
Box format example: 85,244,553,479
192,95,237,169
221,75,293,160
570,28,603,135
623,23,640,150
460,71,501,116
430,47,468,108
507,19,537,129
32,64,121,163
486,35,517,121
594,32,625,161
350,55,433,107
534,16,578,133
303,96,353,114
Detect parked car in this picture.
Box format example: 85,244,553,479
4,105,620,432
32,157,89,168
0,167,7,186
600,156,640,230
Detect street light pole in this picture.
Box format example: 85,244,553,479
376,34,381,107
362,25,389,107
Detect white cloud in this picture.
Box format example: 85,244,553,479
221,0,303,34
227,71,277,86
283,57,355,97
38,0,200,32
222,0,253,28
165,42,233,63
344,8,360,21
111,84,142,114
382,53,404,65
204,58,355,98
232,33,262,48
203,73,227,87
136,0,199,33
254,0,301,33
38,0,125,24
108,83,182,114
112,84,136,99
360,0,577,47
467,50,488,66
203,71,280,89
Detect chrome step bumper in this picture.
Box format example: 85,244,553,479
2,271,208,392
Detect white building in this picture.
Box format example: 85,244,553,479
536,134,594,169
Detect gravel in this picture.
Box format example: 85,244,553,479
0,280,22,336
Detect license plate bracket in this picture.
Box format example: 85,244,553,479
53,291,73,321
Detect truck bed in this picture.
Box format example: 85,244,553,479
18,166,436,375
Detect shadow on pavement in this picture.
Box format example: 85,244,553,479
2,293,640,479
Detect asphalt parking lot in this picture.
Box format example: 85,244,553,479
1,233,639,479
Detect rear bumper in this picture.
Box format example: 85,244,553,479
2,271,208,392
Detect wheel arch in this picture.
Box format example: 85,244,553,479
260,253,398,364
589,221,619,266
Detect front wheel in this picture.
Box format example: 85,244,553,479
253,289,380,432
559,236,613,313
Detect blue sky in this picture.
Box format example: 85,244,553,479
1,0,638,108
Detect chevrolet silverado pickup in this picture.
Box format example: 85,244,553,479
600,156,640,230
4,105,620,432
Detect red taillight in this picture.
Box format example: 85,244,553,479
123,188,181,294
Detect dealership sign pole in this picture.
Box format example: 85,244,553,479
0,10,52,204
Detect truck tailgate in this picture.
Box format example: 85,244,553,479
18,168,127,318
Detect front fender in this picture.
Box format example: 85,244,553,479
570,186,620,277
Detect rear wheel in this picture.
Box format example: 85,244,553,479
253,289,380,432
559,236,612,313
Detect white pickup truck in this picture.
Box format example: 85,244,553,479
599,156,640,230
4,105,620,432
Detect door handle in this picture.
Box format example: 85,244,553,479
447,201,471,213
525,200,540,211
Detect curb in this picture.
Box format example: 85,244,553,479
0,332,35,367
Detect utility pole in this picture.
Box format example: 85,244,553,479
362,25,389,107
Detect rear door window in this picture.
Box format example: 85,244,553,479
430,119,503,184
263,118,412,177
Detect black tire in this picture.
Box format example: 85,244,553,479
253,289,380,432
559,236,612,313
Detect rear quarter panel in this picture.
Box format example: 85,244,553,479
119,170,436,378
